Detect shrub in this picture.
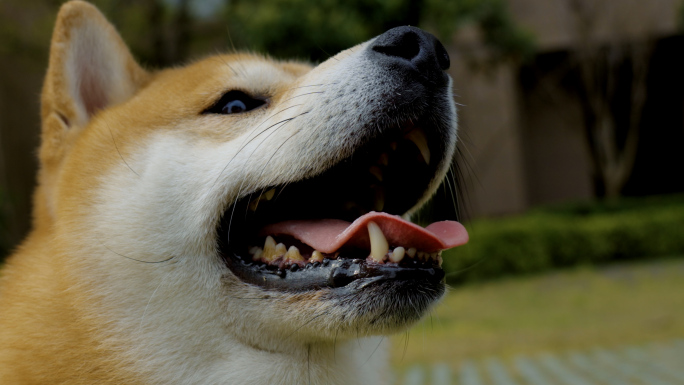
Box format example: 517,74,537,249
443,195,684,285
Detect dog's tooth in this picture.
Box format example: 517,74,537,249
378,153,389,166
369,166,383,181
390,142,398,151
310,250,324,263
249,246,260,255
275,243,287,257
389,246,405,263
263,236,277,261
286,246,304,262
264,188,276,201
252,249,263,261
437,252,443,267
407,247,417,258
405,129,430,165
249,199,260,212
367,221,388,262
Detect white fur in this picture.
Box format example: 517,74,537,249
57,39,456,384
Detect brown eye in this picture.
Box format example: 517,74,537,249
204,90,266,114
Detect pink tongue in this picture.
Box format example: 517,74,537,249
259,212,469,254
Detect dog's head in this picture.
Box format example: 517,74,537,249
38,0,466,359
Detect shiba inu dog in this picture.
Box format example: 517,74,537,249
0,1,468,384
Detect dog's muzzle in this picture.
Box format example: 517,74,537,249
219,27,467,293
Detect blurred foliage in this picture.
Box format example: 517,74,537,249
443,194,684,285
225,0,535,63
0,0,534,68
0,191,9,262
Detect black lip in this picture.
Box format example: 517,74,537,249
224,256,445,292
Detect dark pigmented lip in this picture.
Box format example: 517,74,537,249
224,256,445,292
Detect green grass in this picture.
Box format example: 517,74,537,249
391,259,684,367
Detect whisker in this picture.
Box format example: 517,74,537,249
104,245,176,264
104,120,139,177
361,337,385,368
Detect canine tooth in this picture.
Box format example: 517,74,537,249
389,246,405,263
249,246,261,255
252,249,263,261
263,236,277,261
405,130,430,165
367,221,389,262
310,250,324,263
407,247,417,258
264,188,276,201
369,166,383,181
275,243,287,257
286,246,304,262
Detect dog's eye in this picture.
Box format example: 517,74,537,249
204,91,266,115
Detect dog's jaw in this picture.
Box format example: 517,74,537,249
0,2,459,383
68,38,458,381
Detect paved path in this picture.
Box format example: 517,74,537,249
399,340,684,385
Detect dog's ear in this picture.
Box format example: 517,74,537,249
40,0,148,164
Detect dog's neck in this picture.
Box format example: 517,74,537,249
143,337,390,384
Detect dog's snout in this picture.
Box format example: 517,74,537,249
369,26,450,82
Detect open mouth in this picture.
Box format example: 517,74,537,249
218,119,468,292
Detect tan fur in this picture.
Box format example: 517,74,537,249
0,2,457,384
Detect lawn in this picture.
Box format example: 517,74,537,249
391,259,684,368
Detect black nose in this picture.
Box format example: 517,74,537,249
369,26,450,82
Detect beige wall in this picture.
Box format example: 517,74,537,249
447,0,681,217
448,53,529,217
509,0,680,50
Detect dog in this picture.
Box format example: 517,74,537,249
0,1,467,384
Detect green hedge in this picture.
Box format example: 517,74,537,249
443,195,684,285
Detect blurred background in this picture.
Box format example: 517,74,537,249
2,0,684,383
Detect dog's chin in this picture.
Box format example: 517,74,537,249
323,274,445,333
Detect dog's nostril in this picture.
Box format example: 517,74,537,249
369,26,450,83
372,31,421,62
435,41,450,71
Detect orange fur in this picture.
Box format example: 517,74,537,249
0,2,312,383
0,2,456,384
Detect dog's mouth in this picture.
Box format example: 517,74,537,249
218,120,468,292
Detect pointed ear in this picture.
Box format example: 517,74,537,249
40,0,148,162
